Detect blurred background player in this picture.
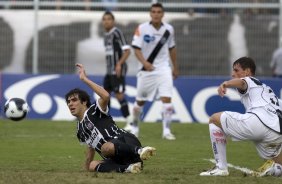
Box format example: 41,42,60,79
270,47,282,78
200,57,282,177
102,11,131,125
65,63,156,173
124,3,179,140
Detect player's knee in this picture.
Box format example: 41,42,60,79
209,112,222,127
101,142,115,157
89,160,103,172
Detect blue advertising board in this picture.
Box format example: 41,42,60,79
1,74,281,123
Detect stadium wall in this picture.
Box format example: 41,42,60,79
1,74,281,123
0,10,279,76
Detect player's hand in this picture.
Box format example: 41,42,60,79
218,82,227,97
172,68,179,79
143,61,154,71
115,63,122,77
76,63,87,81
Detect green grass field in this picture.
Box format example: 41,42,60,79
0,119,281,184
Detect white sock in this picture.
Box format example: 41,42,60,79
272,163,282,177
209,123,228,170
162,103,174,135
132,102,143,127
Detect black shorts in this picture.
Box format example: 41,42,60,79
103,74,126,93
109,132,142,165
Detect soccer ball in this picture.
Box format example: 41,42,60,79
4,98,29,121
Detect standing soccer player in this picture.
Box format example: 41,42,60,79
200,57,282,177
102,11,131,124
65,64,156,173
124,3,179,140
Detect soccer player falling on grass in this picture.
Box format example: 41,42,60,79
200,57,282,177
65,63,156,173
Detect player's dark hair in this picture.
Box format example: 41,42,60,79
233,57,256,75
103,11,115,20
151,3,164,11
65,88,91,108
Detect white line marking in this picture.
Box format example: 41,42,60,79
204,158,255,175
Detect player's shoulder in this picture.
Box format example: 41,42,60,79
138,22,151,29
163,22,174,31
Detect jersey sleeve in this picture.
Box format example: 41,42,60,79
116,28,130,51
168,25,176,49
131,25,142,49
95,98,109,115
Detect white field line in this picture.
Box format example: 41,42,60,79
204,158,255,175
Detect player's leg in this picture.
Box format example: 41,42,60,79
200,112,229,176
115,92,130,119
112,76,130,122
103,74,112,109
101,134,156,162
91,159,142,173
160,97,175,140
124,100,145,137
254,129,282,177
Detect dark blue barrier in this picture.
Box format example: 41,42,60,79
1,74,281,123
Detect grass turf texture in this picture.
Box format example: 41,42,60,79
0,120,281,184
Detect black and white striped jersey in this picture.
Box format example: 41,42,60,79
76,100,126,158
104,27,130,75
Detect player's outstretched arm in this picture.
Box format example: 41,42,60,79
76,63,110,111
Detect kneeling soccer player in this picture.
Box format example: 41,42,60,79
200,57,282,177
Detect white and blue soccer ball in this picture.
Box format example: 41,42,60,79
4,98,29,121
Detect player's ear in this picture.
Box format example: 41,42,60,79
244,68,251,76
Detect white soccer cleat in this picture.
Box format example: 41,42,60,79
200,166,229,176
162,133,176,140
254,160,275,177
125,162,142,174
139,146,156,160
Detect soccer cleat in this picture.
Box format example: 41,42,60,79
254,160,275,177
200,166,229,176
162,133,176,140
125,162,142,174
139,146,156,160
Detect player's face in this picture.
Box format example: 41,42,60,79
66,94,86,120
102,15,114,31
232,64,248,78
150,7,164,24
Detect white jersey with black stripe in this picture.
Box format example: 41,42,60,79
238,77,282,133
131,22,175,71
76,99,126,157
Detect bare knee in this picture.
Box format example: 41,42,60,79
209,112,223,128
89,160,103,171
101,142,115,157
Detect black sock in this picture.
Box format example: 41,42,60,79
95,162,129,173
119,99,130,118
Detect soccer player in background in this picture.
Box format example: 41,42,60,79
102,11,131,125
124,3,179,140
200,57,282,177
65,63,156,173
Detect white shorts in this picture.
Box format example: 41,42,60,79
220,111,282,159
136,68,173,102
